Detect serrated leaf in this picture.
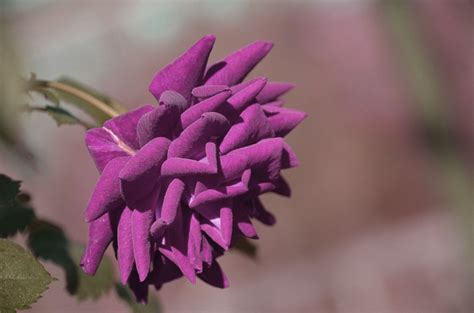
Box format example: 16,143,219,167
27,220,78,294
69,243,115,301
0,174,36,238
0,239,53,312
57,77,127,114
232,237,258,259
115,284,162,313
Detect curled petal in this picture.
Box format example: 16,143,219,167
190,182,248,208
220,103,274,154
168,112,229,159
180,90,232,129
85,156,130,222
119,137,170,210
159,246,196,283
149,34,216,103
187,213,203,271
137,104,181,146
161,142,218,177
205,40,273,86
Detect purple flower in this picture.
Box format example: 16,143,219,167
80,34,306,301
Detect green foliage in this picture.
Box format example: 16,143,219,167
29,106,91,128
0,239,54,313
0,175,35,238
232,237,257,259
27,220,78,294
69,244,115,301
115,284,162,313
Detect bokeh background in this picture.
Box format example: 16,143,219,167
0,0,472,312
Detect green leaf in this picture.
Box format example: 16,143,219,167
0,239,53,312
27,220,78,294
30,106,89,128
29,87,60,107
0,174,36,238
115,284,162,313
57,77,127,114
232,237,257,259
69,243,115,301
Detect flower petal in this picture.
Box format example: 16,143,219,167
103,104,154,151
263,106,307,137
227,77,267,112
198,260,229,289
80,212,115,275
168,112,229,159
117,206,134,284
85,128,129,173
137,103,181,147
159,246,196,283
180,90,232,129
220,103,274,154
85,156,130,222
119,137,170,210
256,82,295,103
131,208,155,282
192,85,229,98
149,35,216,103
205,41,273,85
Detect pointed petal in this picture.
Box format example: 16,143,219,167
198,260,229,289
256,82,295,103
234,205,258,239
119,137,170,210
192,85,229,98
80,213,114,275
149,35,216,103
103,104,154,151
220,103,274,154
180,90,232,129
227,77,267,112
168,112,229,159
85,156,130,222
117,207,134,284
204,41,273,86
131,208,155,282
263,106,307,137
201,237,213,265
190,182,248,208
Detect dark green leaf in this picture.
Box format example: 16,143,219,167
0,239,53,312
31,106,88,127
27,220,78,294
232,237,258,259
69,243,115,301
115,284,162,313
0,174,36,238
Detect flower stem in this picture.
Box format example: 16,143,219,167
41,80,120,119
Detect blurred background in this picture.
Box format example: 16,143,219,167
0,0,472,312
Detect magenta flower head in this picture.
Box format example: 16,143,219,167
81,34,306,301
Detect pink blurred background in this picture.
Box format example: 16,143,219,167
0,0,472,312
